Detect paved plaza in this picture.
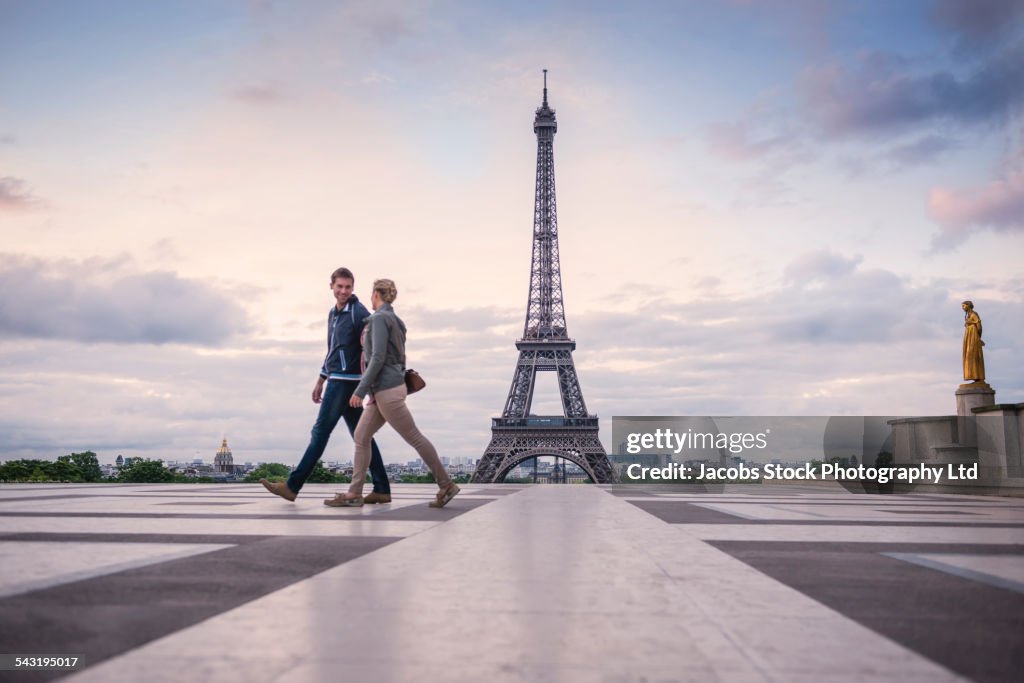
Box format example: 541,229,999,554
0,482,1022,682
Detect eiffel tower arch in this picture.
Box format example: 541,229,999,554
472,71,615,485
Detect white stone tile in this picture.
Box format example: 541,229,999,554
65,654,300,683
680,524,1024,544
709,614,960,678
0,517,439,537
686,501,1024,524
883,552,1024,594
271,659,725,683
0,541,232,598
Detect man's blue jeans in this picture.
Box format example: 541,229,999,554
288,379,390,494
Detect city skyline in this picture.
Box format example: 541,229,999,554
2,1,1022,466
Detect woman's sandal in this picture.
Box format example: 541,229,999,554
429,483,460,508
324,493,364,507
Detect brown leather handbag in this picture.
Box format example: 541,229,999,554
405,369,426,394
383,312,425,394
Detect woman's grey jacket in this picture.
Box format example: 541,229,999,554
354,302,407,399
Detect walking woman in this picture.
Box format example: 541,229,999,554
325,279,460,508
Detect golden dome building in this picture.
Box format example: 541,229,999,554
214,438,234,473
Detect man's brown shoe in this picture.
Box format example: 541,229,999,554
363,492,392,504
260,478,296,502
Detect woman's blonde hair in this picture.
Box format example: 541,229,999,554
373,278,398,304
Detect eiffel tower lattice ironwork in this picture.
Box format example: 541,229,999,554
471,71,615,484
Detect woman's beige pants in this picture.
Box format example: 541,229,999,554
348,383,451,495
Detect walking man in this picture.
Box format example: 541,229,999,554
261,267,392,503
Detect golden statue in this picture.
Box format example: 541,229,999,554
961,300,985,384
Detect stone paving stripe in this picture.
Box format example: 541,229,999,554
640,500,1024,509
0,492,511,503
608,484,724,495
150,488,254,493
153,502,251,506
0,533,276,544
0,494,123,504
0,535,400,683
0,484,129,491
0,541,239,600
710,540,1024,683
628,501,1024,527
685,524,1024,544
0,517,437,538
443,486,527,495
631,500,747,523
880,509,978,515
0,498,492,522
883,552,1024,596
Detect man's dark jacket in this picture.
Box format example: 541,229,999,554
319,294,371,381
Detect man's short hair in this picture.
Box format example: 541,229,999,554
331,267,354,284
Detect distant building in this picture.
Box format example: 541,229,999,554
115,455,124,467
214,438,234,473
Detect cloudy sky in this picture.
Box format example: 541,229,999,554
2,0,1022,466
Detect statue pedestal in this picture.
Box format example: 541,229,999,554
956,382,995,446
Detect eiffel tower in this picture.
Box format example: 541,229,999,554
471,71,615,484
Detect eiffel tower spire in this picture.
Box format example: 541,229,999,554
472,72,614,484
523,67,566,342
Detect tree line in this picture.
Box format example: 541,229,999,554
0,453,464,484
0,453,350,484
0,452,105,482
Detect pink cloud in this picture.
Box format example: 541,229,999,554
928,170,1024,248
230,84,285,104
707,122,794,162
783,250,862,285
0,176,40,210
